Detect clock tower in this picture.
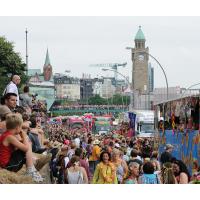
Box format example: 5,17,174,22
131,26,149,94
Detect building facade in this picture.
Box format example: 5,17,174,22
92,78,104,97
54,75,80,100
101,78,116,98
80,78,93,101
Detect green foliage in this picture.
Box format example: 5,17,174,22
108,94,130,105
0,36,27,95
88,94,107,105
88,94,130,105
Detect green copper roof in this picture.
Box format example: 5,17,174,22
44,48,51,66
135,26,145,40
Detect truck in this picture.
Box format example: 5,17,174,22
93,116,112,135
123,110,155,138
65,116,85,130
134,110,155,138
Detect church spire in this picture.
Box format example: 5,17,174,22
43,48,52,81
44,48,51,66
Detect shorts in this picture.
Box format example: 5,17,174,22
5,150,26,172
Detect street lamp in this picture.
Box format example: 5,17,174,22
25,28,28,77
102,68,133,110
181,82,200,98
126,47,169,100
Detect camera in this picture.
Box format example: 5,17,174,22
32,93,38,98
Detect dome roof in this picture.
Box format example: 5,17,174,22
135,26,145,40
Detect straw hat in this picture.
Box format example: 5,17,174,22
93,139,100,145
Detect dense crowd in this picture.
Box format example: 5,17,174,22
51,104,128,111
0,75,199,184
44,120,200,184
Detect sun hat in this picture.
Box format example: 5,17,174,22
93,139,100,145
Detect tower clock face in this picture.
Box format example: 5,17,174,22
138,54,144,61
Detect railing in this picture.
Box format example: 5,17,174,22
50,107,129,116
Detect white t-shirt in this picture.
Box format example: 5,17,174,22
74,138,80,148
3,81,19,106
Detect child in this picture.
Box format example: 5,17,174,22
0,113,43,182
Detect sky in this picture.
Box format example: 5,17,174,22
1,0,199,199
0,16,200,88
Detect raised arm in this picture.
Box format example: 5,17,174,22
7,134,29,152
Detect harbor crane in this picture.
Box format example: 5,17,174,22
89,62,127,81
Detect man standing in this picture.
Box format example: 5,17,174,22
89,139,101,174
3,75,21,106
19,85,32,114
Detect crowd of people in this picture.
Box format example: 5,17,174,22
45,121,200,184
0,75,51,183
51,104,128,111
0,74,199,184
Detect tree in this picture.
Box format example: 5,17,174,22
88,94,130,105
0,36,27,95
109,94,130,105
88,94,107,105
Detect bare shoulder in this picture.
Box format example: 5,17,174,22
180,172,188,178
6,134,17,141
80,166,86,173
4,134,17,146
179,172,189,183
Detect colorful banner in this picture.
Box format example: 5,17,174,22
159,130,200,175
128,112,136,129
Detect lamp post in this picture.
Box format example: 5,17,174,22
102,68,133,110
181,82,200,98
125,47,169,100
25,28,28,77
